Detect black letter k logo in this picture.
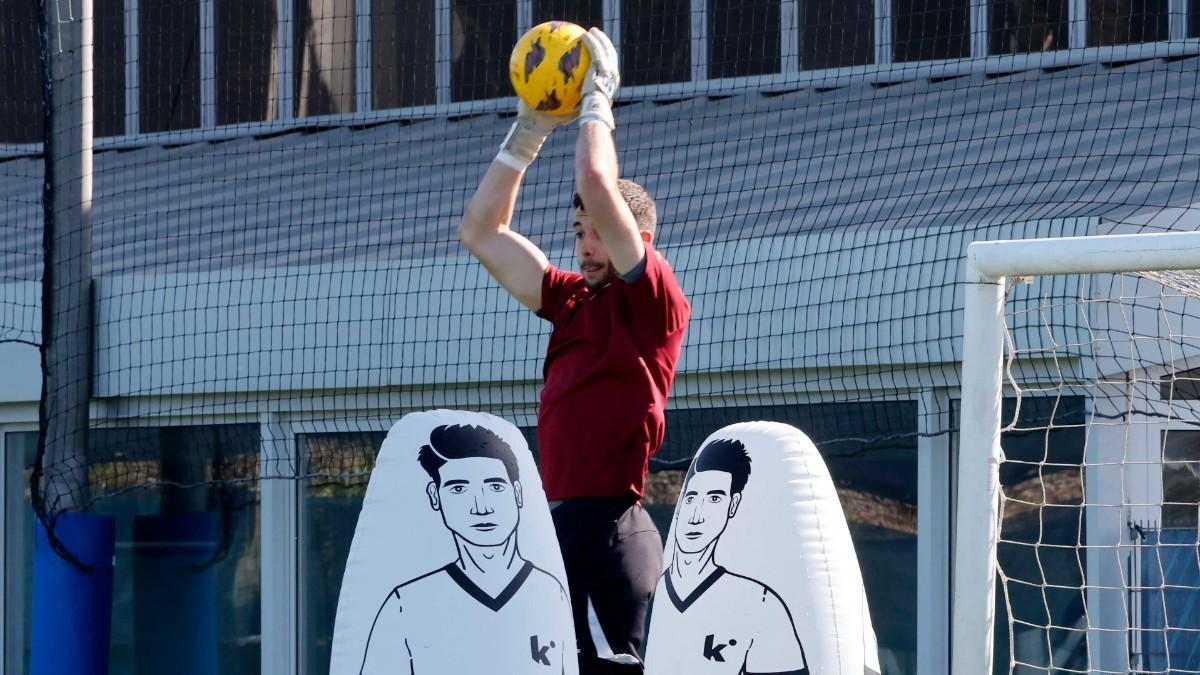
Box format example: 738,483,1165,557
703,634,731,662
530,635,554,666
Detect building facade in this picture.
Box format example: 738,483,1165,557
2,1,1199,673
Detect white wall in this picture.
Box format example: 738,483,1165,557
84,217,1098,401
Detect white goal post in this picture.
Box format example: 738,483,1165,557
953,231,1200,675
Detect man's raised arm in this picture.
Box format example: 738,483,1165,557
572,29,645,277
459,101,576,312
459,160,549,312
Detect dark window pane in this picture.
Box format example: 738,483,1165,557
622,0,690,85
140,0,201,133
652,403,918,672
87,425,262,673
451,0,516,102
0,1,42,143
216,0,277,124
892,0,969,62
372,0,436,109
299,432,386,675
95,0,126,137
708,0,779,78
1162,432,1200,528
989,0,1069,54
1162,367,1200,400
992,397,1088,674
295,0,357,117
532,0,603,28
1191,0,1200,37
1088,0,1168,45
801,0,874,70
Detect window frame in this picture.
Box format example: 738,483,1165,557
1,0,1196,156
285,416,390,675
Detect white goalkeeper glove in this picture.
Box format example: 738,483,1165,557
578,28,620,130
496,100,577,172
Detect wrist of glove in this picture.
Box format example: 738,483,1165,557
577,91,615,131
577,28,620,130
496,101,576,171
496,116,552,171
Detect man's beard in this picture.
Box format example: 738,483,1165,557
581,261,615,290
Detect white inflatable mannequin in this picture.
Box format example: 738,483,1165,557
645,421,880,675
328,410,577,675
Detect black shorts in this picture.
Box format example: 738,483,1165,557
551,497,664,675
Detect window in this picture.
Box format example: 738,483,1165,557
1132,433,1199,672
802,0,874,70
372,0,437,109
4,426,260,675
216,0,277,124
0,1,124,141
892,0,970,62
4,432,36,675
299,432,386,675
532,0,603,28
451,0,516,102
1162,431,1200,529
989,0,1069,54
1088,0,1168,45
1130,523,1198,671
622,0,691,85
89,425,262,674
1191,0,1200,37
991,396,1087,674
653,402,918,673
0,2,42,144
295,0,357,117
1161,367,1200,400
95,0,127,137
141,0,201,133
709,0,780,78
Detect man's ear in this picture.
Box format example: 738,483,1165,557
728,492,742,518
640,230,653,244
514,481,524,509
426,482,440,511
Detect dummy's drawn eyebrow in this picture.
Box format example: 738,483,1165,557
484,477,508,485
443,479,469,487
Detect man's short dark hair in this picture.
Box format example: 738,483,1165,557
418,424,520,485
686,438,751,496
573,179,658,236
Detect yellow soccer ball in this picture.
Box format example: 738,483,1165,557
508,21,592,116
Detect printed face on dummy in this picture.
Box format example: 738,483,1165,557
676,470,741,555
429,456,523,547
573,209,613,289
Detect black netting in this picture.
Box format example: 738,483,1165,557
2,0,1199,672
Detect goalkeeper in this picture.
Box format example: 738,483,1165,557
458,28,690,675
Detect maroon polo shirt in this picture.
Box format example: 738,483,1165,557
536,243,690,500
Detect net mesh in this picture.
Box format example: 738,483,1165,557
1,0,1198,671
996,271,1200,674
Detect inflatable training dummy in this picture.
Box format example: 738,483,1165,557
645,421,880,675
328,410,577,675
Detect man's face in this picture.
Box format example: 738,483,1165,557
573,209,612,289
675,470,740,554
427,456,522,547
